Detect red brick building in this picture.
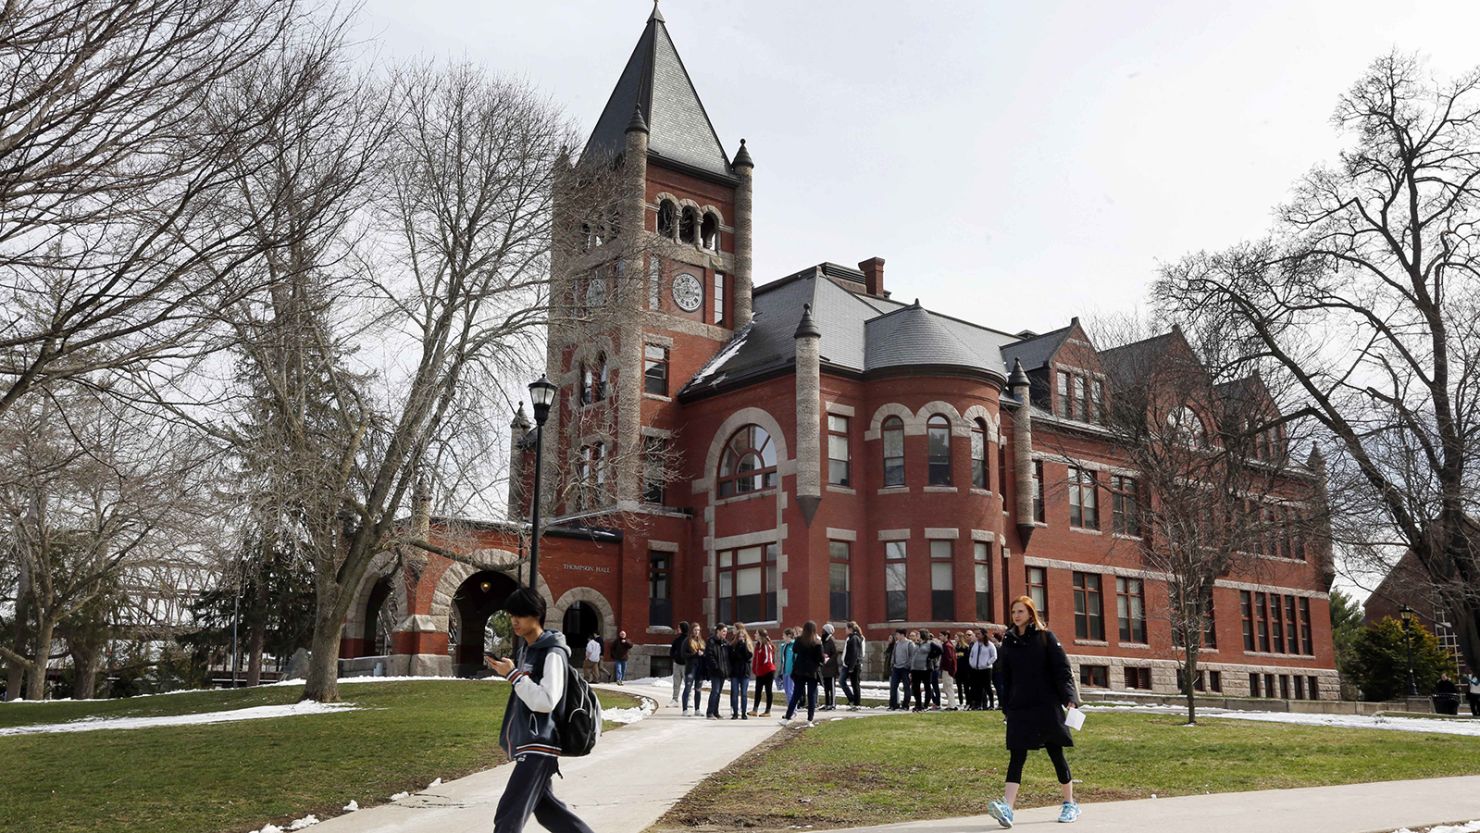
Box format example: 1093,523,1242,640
338,8,1340,698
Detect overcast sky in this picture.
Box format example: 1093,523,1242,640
352,0,1480,337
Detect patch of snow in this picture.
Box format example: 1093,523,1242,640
1391,823,1480,833
389,791,410,802
1083,704,1480,737
604,696,656,725
687,326,751,387
0,700,360,736
341,800,359,812
250,825,283,833
428,777,442,788
287,815,319,830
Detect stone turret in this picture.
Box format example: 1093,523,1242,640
508,403,531,520
1008,359,1037,546
794,303,821,523
733,139,754,326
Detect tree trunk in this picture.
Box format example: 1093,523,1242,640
247,620,266,687
73,648,103,700
301,598,345,703
25,616,56,701
1183,644,1198,725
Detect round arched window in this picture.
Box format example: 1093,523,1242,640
1167,406,1207,446
717,424,778,497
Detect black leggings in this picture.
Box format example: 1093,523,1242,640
753,672,775,711
1006,745,1072,785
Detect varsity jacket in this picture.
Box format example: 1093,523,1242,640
498,629,571,759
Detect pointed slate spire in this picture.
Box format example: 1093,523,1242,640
1009,358,1030,388
582,8,734,177
626,103,648,134
794,303,821,339
511,401,531,431
733,137,753,168
649,0,663,23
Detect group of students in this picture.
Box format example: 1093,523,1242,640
666,619,868,725
884,626,1002,712
488,590,1083,831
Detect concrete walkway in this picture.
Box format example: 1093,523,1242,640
311,683,853,833
827,775,1480,833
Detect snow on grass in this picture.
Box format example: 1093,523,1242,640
340,800,359,812
1084,704,1480,737
1391,823,1480,833
0,700,359,735
389,791,410,802
604,696,656,725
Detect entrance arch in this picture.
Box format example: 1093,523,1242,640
450,570,520,677
363,575,395,656
562,602,601,665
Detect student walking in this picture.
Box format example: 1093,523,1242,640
782,620,825,726
582,635,602,683
779,628,797,705
704,623,731,719
986,596,1081,828
610,631,633,685
681,624,706,716
487,587,596,833
729,624,754,719
940,630,958,710
908,629,930,711
669,622,689,706
840,621,864,709
958,630,977,708
750,630,777,716
821,623,840,711
886,629,914,710
969,627,999,710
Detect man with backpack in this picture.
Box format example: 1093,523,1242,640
840,621,864,710
669,621,689,707
486,586,598,833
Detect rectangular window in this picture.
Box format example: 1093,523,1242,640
1057,370,1071,418
885,541,908,621
1079,665,1109,688
1241,591,1255,651
930,540,954,621
1279,674,1291,700
827,414,851,486
1116,577,1146,643
1027,566,1048,621
713,272,725,324
1284,595,1299,656
1308,675,1319,699
973,541,991,620
1209,670,1222,692
1255,592,1270,652
1124,667,1152,690
927,419,952,486
642,436,666,505
1068,466,1099,529
643,344,669,396
1072,572,1104,641
883,423,905,487
1178,668,1206,693
1271,594,1286,653
997,442,1007,495
1074,374,1088,422
1111,475,1141,537
829,541,851,622
1265,673,1276,699
1299,598,1313,656
1249,673,1261,697
717,544,778,624
970,426,987,489
1091,379,1105,424
1033,461,1045,523
648,552,672,628
1294,675,1305,699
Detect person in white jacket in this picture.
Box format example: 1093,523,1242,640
969,627,999,710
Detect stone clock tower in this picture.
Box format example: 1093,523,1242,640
540,5,754,516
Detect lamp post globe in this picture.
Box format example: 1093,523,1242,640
526,375,558,590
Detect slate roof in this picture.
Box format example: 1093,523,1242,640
1000,325,1072,372
1099,331,1181,387
679,265,1031,398
582,9,734,180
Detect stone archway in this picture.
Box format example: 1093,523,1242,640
551,586,616,671
449,570,521,677
426,549,556,635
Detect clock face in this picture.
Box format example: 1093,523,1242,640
672,272,703,312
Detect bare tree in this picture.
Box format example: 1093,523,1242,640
1155,52,1480,675
1091,317,1329,723
0,387,213,699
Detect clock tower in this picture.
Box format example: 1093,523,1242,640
542,5,753,516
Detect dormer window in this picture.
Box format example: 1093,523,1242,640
657,200,677,238
680,206,698,244
701,212,720,250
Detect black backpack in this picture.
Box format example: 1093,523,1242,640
553,658,602,756
928,640,942,660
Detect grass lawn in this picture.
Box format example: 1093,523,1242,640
1,680,642,833
654,710,1480,832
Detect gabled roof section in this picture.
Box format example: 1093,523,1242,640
1000,325,1072,372
582,9,734,179
1099,329,1185,387
865,303,983,372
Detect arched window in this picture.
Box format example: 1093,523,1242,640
882,416,905,487
927,414,952,485
701,212,720,250
717,424,778,497
596,353,609,402
971,419,988,490
583,353,607,404
579,362,592,406
680,206,698,244
1168,406,1207,446
657,200,677,238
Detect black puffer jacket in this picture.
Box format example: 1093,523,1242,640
705,634,731,678
789,637,825,681
821,635,840,678
728,638,753,678
998,625,1078,750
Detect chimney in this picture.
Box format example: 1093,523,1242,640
858,257,886,297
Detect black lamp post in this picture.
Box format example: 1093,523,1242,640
1400,604,1419,696
526,375,558,589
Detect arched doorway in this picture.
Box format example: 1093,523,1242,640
561,601,601,668
362,576,395,657
450,570,519,677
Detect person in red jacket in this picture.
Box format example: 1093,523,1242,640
749,629,778,716
940,629,959,711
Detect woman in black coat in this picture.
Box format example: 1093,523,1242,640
987,596,1080,828
781,620,825,726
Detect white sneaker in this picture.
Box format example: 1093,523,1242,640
669,700,678,707
805,721,818,727
682,709,689,716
